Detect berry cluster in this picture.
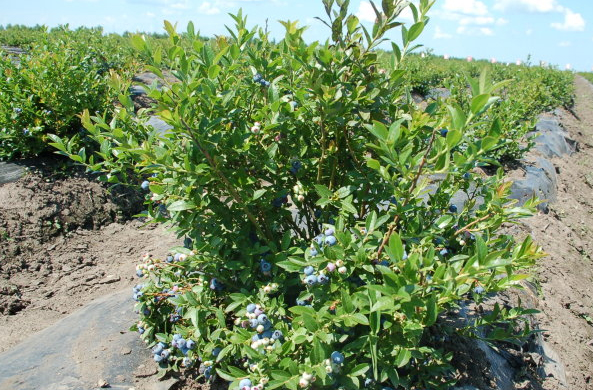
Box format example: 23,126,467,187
253,73,270,88
308,227,338,257
293,182,305,202
235,303,283,353
239,377,268,390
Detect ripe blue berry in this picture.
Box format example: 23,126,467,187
314,235,325,245
318,274,329,284
177,338,187,349
305,275,317,285
173,334,182,340
212,347,222,356
257,314,268,324
152,345,163,355
138,327,145,334
324,235,337,246
463,172,471,180
303,266,315,275
296,299,307,306
449,204,458,213
473,286,485,294
253,73,263,82
260,260,272,273
186,340,196,349
309,248,318,256
239,379,252,389
161,350,170,359
252,334,260,342
324,227,335,236
272,330,283,340
249,319,259,328
331,351,345,364
246,303,257,313
440,128,449,137
439,248,449,256
141,180,150,190
154,354,164,362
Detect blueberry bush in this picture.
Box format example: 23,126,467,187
0,26,136,160
52,0,545,388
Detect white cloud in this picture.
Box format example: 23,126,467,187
443,0,488,16
356,1,376,23
458,16,507,26
526,28,533,35
457,26,493,36
198,1,220,15
434,26,452,39
493,0,563,13
551,9,585,32
558,41,572,47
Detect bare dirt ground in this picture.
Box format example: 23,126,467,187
0,161,178,353
1,77,593,390
520,76,593,389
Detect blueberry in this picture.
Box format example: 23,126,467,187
324,235,337,246
314,235,325,245
331,351,345,364
318,274,329,284
463,172,471,180
257,314,268,325
204,366,212,379
166,255,174,263
262,330,273,339
173,334,182,340
309,248,318,257
212,347,222,356
161,349,170,359
305,275,317,285
440,128,449,137
272,330,283,340
138,327,145,334
141,180,150,190
184,237,193,249
183,357,193,367
449,204,458,213
136,270,144,278
143,307,150,316
296,299,307,306
246,303,257,313
439,248,449,256
303,266,315,275
263,320,272,330
324,227,335,236
252,334,260,342
186,340,196,349
177,338,187,348
292,160,302,170
239,379,252,389
152,344,164,354
473,286,485,294
253,73,263,82
260,260,272,273
210,278,224,291
154,354,164,362
249,319,259,328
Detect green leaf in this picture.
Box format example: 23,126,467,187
168,200,195,211
208,64,221,79
470,93,490,115
406,21,425,42
349,363,370,377
314,184,333,198
253,188,267,200
395,348,412,367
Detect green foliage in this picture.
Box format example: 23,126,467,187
0,26,137,160
53,1,546,388
579,72,593,85
386,53,575,161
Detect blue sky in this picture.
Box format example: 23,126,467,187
2,0,592,71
